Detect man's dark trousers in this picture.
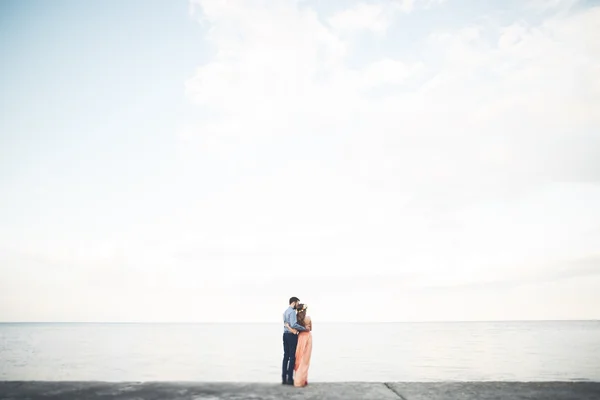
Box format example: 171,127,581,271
282,332,298,383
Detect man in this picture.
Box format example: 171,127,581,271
282,296,306,385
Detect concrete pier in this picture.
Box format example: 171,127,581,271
1,382,599,400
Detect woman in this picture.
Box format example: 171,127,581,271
285,303,312,387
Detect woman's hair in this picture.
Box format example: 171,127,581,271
296,303,307,327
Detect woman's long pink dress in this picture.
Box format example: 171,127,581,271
294,316,312,387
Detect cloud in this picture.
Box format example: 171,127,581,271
326,0,445,34
526,0,579,12
328,3,391,34
360,58,424,88
182,0,600,283
185,1,600,193
393,0,445,13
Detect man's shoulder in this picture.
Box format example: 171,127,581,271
284,307,296,318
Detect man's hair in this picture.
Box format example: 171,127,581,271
289,297,300,304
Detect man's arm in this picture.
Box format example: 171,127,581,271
289,311,306,331
284,322,298,334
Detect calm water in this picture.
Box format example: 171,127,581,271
1,321,599,382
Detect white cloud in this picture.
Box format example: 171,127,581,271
526,0,579,12
327,0,446,35
328,3,391,34
360,58,424,87
181,0,600,305
394,0,446,13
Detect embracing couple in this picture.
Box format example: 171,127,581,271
281,296,313,387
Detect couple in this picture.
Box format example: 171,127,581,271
281,296,313,387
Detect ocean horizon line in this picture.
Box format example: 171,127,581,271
1,379,598,382
1,319,598,324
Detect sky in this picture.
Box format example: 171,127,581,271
1,0,599,323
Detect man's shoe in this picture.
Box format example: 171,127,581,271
285,381,294,385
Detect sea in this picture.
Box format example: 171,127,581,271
1,321,599,382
